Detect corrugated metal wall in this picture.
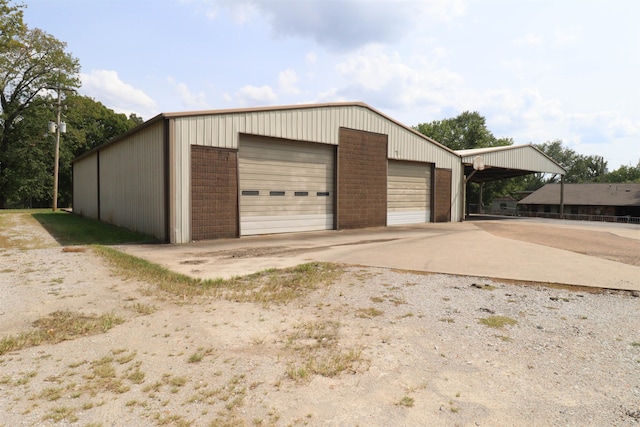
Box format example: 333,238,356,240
171,104,463,242
99,122,166,240
72,152,98,218
460,146,565,175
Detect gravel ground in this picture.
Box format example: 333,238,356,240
1,213,640,426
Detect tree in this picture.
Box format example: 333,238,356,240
415,111,513,209
535,140,607,183
605,160,640,183
5,94,142,208
414,111,512,150
0,0,80,208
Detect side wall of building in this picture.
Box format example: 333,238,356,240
98,121,166,240
72,152,99,218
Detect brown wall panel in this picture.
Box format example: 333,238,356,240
191,146,239,240
435,168,452,222
337,128,388,229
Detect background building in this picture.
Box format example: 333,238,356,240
518,183,640,221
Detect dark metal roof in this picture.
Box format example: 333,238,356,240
518,183,640,206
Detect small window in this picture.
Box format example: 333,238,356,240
242,190,259,196
317,192,330,197
270,191,285,196
294,191,309,196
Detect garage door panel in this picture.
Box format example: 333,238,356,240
241,214,334,236
387,160,432,225
239,136,334,235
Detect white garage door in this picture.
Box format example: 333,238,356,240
239,136,334,236
387,160,432,225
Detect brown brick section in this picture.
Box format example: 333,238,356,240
435,168,452,222
191,146,239,240
337,128,388,229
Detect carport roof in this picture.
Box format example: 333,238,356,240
457,144,566,182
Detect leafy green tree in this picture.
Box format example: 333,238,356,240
7,94,142,208
535,140,607,184
415,111,513,209
605,160,640,183
0,0,80,208
415,111,512,150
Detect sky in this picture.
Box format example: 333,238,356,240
22,0,640,170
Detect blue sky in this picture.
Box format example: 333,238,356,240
23,0,640,170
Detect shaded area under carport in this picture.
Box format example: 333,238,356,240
456,144,567,218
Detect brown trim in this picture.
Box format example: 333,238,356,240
73,102,459,165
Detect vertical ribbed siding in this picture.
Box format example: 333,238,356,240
171,103,463,235
72,153,98,218
99,122,166,240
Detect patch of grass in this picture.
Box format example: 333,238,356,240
127,302,157,315
42,406,78,423
494,334,513,342
631,342,640,347
94,245,342,304
31,211,157,246
478,316,518,329
356,307,384,318
439,317,455,323
286,348,362,381
0,311,124,355
398,396,414,407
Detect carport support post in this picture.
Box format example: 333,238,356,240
560,175,565,219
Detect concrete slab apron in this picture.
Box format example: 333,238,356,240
119,224,640,292
311,227,640,291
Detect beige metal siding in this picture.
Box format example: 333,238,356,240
387,161,432,225
238,135,334,235
72,153,98,218
171,104,463,237
99,122,166,240
459,145,565,175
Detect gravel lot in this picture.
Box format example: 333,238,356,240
1,213,639,426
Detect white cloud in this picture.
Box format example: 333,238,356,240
333,47,464,110
235,84,277,106
554,25,581,46
213,0,466,51
513,33,544,47
306,52,317,66
80,69,158,118
167,77,210,109
278,69,300,95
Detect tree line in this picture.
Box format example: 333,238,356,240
2,1,638,210
415,111,640,207
0,1,141,208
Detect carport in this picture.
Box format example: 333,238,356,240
455,144,567,217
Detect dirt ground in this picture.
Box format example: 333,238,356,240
1,213,639,427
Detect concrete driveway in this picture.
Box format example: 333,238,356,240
119,217,640,292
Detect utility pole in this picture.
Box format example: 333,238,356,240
49,85,66,212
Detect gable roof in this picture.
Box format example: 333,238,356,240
518,183,640,206
456,144,566,182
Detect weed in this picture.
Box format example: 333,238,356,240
127,369,146,384
42,406,78,423
398,396,414,407
478,316,518,329
0,311,124,356
356,307,384,318
494,334,513,342
439,317,455,323
630,342,640,347
128,302,157,315
188,351,204,363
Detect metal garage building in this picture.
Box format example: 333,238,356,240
72,102,466,243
